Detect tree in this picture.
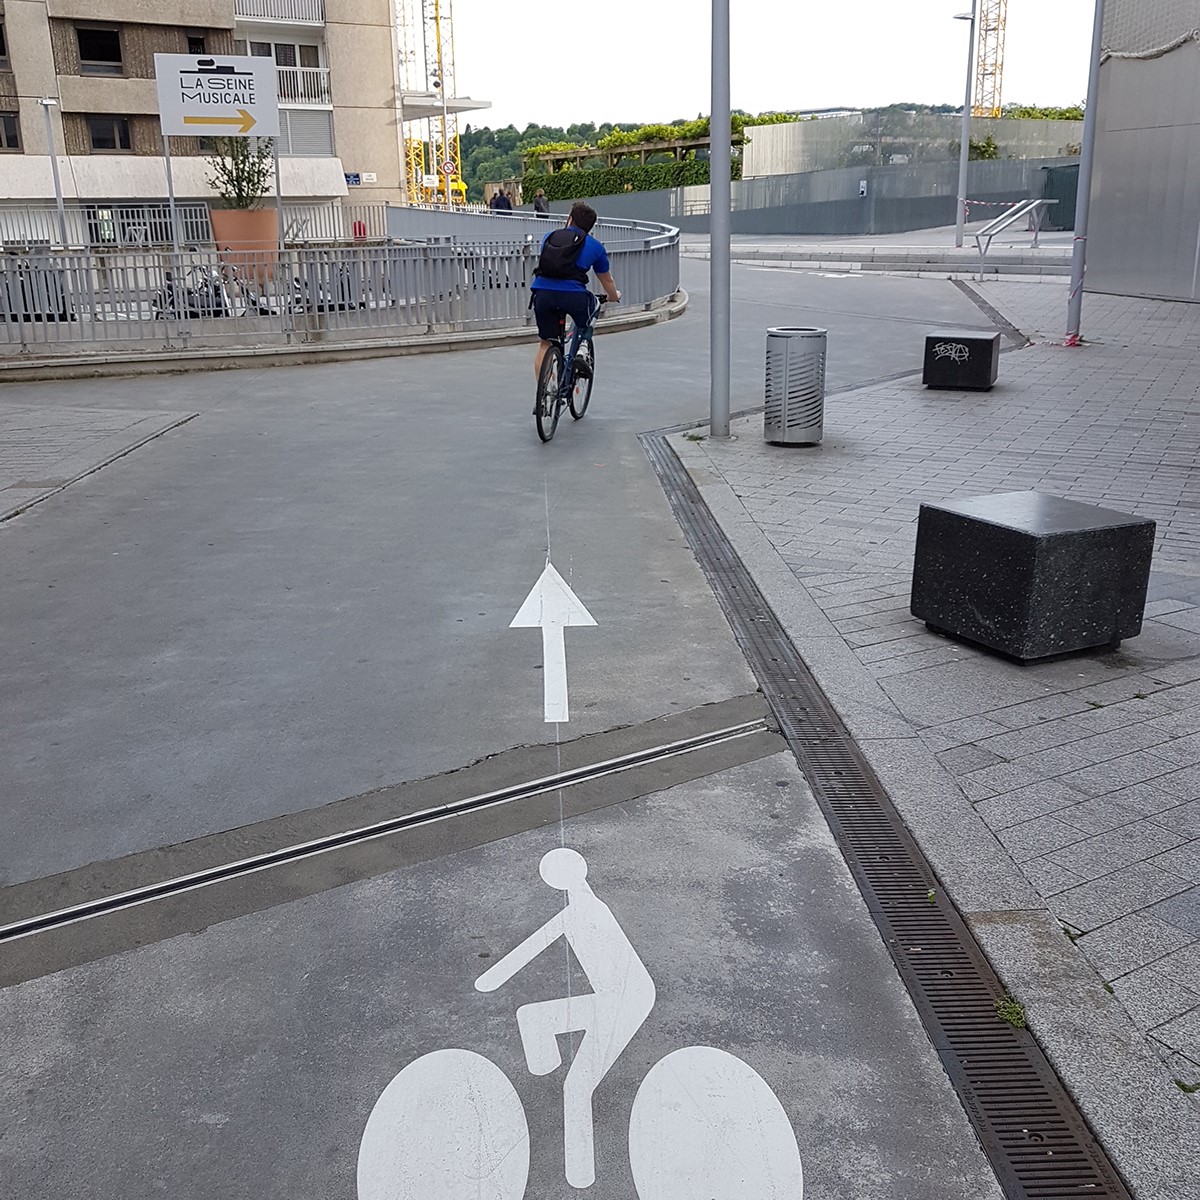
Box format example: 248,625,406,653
205,136,274,209
1002,103,1085,121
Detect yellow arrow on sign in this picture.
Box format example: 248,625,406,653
183,109,256,134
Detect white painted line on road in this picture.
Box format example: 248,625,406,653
511,561,597,723
747,266,863,278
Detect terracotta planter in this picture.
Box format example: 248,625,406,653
210,208,280,281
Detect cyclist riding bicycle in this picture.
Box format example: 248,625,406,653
530,203,620,382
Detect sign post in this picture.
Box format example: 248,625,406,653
154,54,281,250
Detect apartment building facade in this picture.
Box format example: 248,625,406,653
0,0,415,215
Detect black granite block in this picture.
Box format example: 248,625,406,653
923,332,1001,390
910,491,1155,662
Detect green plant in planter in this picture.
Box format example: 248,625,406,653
205,136,275,209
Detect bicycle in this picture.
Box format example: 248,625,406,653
534,293,608,443
357,848,803,1199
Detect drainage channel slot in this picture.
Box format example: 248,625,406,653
641,432,1133,1200
2,718,770,944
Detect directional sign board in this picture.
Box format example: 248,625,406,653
155,54,279,138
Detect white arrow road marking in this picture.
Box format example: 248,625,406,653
511,561,597,723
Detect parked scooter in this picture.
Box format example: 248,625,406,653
153,262,238,320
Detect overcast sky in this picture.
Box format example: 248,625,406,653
450,0,1096,130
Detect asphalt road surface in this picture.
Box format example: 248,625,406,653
1,260,1009,1199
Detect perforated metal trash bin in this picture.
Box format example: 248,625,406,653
764,326,827,446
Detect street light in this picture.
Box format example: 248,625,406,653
710,0,731,439
954,5,977,249
39,96,69,247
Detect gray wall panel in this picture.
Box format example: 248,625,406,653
537,158,1074,238
1089,24,1200,300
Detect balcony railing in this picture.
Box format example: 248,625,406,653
234,0,326,23
0,202,212,250
277,66,332,107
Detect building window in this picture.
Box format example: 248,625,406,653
0,22,9,70
278,108,333,157
87,116,132,152
77,26,124,76
187,35,206,56
238,40,322,68
0,112,20,151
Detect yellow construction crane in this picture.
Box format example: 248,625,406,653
973,0,1008,117
395,0,472,204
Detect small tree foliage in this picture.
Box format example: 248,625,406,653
205,137,275,210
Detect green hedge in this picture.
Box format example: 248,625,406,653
526,161,710,202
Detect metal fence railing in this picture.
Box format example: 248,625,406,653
385,205,681,254
281,204,389,244
234,0,325,22
0,203,390,252
0,203,213,250
0,233,680,360
0,211,681,362
276,66,332,106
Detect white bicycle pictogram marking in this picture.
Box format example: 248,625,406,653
933,341,971,363
358,848,804,1199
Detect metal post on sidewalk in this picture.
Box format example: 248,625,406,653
161,134,185,331
40,98,69,247
1066,0,1107,346
710,0,731,439
272,137,285,253
271,137,294,337
953,4,977,249
162,135,182,259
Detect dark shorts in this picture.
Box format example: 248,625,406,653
532,289,597,341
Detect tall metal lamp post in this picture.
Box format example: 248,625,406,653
39,96,69,246
954,5,977,249
710,0,731,438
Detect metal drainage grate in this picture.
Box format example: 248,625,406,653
641,431,1132,1200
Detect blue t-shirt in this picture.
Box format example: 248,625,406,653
532,226,610,292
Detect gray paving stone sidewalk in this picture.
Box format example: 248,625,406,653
0,404,194,520
674,278,1200,1193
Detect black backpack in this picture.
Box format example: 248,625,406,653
535,228,589,284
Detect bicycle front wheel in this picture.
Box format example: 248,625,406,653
536,346,563,442
569,335,594,420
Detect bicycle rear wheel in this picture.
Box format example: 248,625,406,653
569,334,595,419
536,346,563,442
